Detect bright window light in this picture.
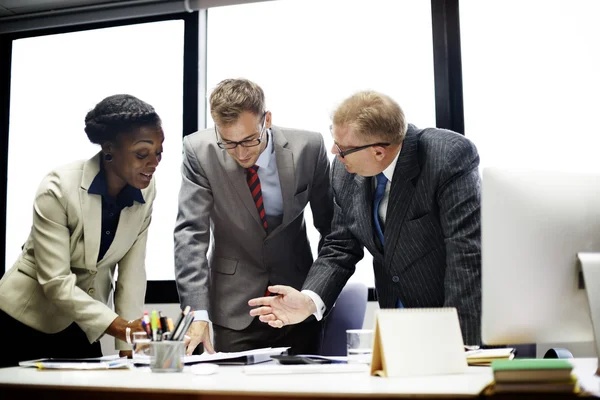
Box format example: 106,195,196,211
6,20,184,281
461,0,600,172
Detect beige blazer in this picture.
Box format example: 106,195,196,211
0,152,155,350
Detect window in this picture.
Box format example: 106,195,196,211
6,20,184,280
207,0,436,287
460,0,600,172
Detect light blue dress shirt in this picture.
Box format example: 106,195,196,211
254,129,283,217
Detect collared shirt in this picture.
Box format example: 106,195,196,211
255,128,283,217
374,148,401,225
305,146,402,321
194,129,284,322
88,160,145,262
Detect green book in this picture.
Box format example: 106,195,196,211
491,359,572,371
492,359,573,383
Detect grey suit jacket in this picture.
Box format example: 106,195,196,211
0,153,154,350
174,126,333,330
303,125,482,345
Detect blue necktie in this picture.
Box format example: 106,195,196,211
373,172,388,247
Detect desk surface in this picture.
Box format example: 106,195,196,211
0,358,598,399
0,363,492,399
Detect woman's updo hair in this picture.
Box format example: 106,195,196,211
84,94,162,145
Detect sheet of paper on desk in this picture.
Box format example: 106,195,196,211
19,357,129,370
134,346,289,365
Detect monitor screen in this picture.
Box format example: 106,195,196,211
481,167,600,345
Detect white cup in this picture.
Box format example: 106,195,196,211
346,329,374,364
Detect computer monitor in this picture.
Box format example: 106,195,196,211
481,167,600,355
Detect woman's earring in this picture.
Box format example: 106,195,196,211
104,153,113,162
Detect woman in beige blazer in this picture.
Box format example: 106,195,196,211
0,94,164,367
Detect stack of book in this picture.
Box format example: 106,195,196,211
487,359,578,394
466,347,515,366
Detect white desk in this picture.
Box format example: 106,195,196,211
0,363,492,399
1,359,597,399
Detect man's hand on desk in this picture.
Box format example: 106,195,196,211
248,285,315,328
186,321,215,356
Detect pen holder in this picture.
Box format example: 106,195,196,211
149,341,185,373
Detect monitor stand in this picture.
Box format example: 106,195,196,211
578,252,600,375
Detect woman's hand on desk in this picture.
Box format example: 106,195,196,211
186,321,215,356
105,317,144,345
248,285,314,328
119,350,133,358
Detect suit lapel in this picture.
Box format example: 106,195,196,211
354,174,380,256
272,128,295,228
80,153,102,270
384,128,420,266
221,145,265,230
100,204,139,264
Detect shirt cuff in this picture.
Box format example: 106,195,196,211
193,310,210,322
301,290,326,321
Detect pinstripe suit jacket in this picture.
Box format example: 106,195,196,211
302,124,482,345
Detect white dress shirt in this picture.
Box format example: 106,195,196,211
303,148,402,321
195,129,283,322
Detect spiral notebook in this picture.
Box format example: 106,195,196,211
370,308,467,378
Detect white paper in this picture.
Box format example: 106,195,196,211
134,346,289,365
19,357,130,370
466,348,515,360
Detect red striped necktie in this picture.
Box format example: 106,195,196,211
246,165,268,231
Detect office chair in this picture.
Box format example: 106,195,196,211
319,282,368,356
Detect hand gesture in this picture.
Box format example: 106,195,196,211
248,285,316,328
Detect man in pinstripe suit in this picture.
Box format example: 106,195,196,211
249,90,482,345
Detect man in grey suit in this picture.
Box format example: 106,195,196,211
174,78,333,354
248,90,482,346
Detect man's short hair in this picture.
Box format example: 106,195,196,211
332,91,406,144
210,78,266,126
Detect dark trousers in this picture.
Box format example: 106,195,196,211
213,316,321,355
0,310,102,368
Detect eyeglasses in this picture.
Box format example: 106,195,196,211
330,125,390,159
216,112,267,149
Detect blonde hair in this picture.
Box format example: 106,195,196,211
209,78,265,125
332,91,406,144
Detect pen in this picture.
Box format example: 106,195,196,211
170,306,190,340
151,310,161,341
159,311,169,334
142,311,151,337
173,312,194,341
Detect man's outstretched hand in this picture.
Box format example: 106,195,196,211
248,285,316,328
